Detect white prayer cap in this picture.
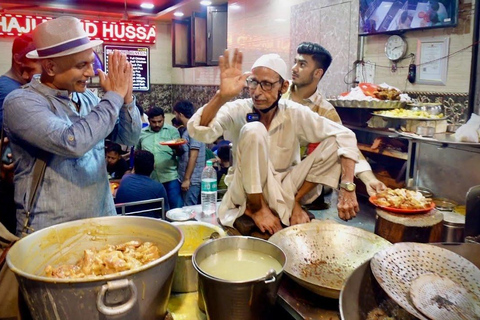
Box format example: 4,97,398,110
251,53,288,80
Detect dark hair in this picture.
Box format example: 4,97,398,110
217,145,230,162
171,117,181,127
106,142,122,154
173,100,195,119
12,33,36,61
146,107,164,119
430,1,439,11
134,150,155,176
429,12,439,23
296,42,332,72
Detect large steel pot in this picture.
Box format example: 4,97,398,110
7,216,184,320
171,221,225,293
269,220,392,298
339,242,480,320
193,236,286,320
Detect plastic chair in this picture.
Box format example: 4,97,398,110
115,197,165,219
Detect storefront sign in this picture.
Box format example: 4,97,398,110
104,45,150,91
0,13,156,44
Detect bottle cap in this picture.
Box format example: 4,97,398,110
206,160,213,166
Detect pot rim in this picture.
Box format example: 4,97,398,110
7,216,184,283
171,221,226,257
192,236,286,284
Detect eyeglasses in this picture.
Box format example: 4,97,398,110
245,78,281,91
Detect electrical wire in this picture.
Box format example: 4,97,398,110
362,40,480,69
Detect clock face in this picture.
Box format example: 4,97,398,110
385,35,407,61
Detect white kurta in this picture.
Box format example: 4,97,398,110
187,98,360,226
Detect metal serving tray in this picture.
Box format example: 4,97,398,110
327,99,405,109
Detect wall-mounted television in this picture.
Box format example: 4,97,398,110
359,0,458,35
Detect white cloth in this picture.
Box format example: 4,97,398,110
221,122,342,226
187,98,359,226
455,113,480,143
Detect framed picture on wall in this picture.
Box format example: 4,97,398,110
172,18,191,68
416,37,450,85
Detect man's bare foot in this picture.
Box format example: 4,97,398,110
244,206,282,235
290,201,311,225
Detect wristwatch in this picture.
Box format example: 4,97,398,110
339,182,356,192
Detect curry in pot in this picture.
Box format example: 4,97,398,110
45,240,161,279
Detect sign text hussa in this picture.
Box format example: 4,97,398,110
0,13,156,44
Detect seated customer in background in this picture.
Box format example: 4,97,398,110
106,143,129,179
215,144,231,191
115,150,170,218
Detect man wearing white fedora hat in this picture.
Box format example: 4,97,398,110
188,49,360,235
3,16,142,235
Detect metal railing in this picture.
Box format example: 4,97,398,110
115,197,165,220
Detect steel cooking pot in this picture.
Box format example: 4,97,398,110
171,221,226,293
193,236,286,320
7,216,184,320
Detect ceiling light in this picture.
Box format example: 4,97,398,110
200,1,212,5
274,18,286,22
140,3,154,9
174,12,184,17
229,3,241,10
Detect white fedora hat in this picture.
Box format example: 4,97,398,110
251,53,288,80
27,16,103,59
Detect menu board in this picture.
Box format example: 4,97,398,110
104,45,150,92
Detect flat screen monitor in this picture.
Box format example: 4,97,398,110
359,0,458,35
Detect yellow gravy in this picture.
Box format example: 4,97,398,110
198,249,282,281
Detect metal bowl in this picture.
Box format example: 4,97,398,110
405,186,434,198
416,126,435,137
404,103,444,116
433,197,458,211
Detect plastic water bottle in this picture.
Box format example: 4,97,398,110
201,160,217,216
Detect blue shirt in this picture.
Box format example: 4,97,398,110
3,76,142,235
0,75,22,125
177,130,206,185
115,173,170,215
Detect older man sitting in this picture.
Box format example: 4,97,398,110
188,49,360,235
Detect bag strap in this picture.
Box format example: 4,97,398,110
21,86,55,236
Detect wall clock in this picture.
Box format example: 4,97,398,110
385,35,407,61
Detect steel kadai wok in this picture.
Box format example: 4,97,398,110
268,220,392,299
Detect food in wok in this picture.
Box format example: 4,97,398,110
45,240,161,278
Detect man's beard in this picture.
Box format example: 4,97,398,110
294,72,315,88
